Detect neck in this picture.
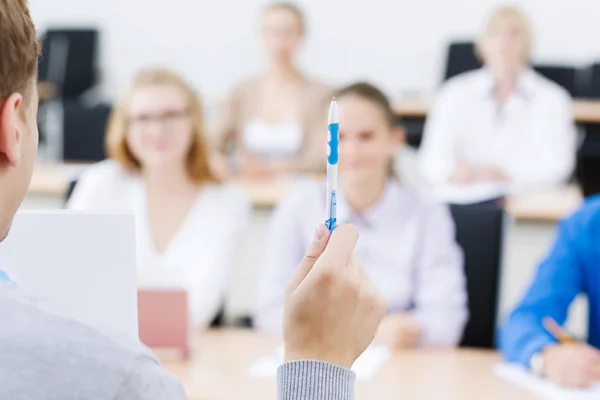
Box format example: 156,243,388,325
142,164,194,194
342,177,387,213
493,68,522,102
266,61,302,82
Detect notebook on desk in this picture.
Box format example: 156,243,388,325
0,210,138,338
494,362,600,400
137,289,190,358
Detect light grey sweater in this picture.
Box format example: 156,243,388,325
0,282,355,400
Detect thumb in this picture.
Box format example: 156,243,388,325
286,224,330,293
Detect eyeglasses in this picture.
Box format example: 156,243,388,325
128,109,190,128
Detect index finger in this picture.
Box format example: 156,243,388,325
313,223,359,271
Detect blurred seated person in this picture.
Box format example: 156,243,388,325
499,194,600,388
255,83,468,348
213,2,331,179
418,6,576,204
68,68,250,329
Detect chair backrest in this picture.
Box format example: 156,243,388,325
450,202,505,348
62,101,110,162
38,28,98,99
444,41,482,81
533,65,577,97
577,133,600,197
64,179,77,204
577,63,600,99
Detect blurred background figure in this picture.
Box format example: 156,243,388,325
418,6,577,204
254,82,468,348
68,69,250,329
213,2,331,179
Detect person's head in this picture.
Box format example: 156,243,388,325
477,6,532,77
261,2,305,67
106,68,217,184
0,0,40,242
334,83,405,189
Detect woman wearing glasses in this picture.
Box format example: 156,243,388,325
68,68,250,329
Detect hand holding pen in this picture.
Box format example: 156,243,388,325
540,317,600,388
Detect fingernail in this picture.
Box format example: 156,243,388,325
314,224,326,240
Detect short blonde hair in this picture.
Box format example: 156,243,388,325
476,5,533,61
105,68,218,184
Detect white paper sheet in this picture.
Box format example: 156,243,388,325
248,346,390,380
494,363,600,400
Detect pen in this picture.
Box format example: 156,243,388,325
543,317,577,344
325,97,339,232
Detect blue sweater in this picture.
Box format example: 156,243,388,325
499,194,600,367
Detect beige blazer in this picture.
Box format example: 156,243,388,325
214,76,332,172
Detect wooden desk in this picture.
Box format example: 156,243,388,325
394,98,600,124
505,185,582,222
30,164,582,221
29,163,79,196
28,163,298,207
231,178,296,209
161,329,540,400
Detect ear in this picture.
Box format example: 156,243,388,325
0,93,24,167
391,125,406,148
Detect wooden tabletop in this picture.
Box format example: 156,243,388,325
29,164,582,221
161,329,540,400
27,163,298,207
504,185,581,222
394,98,600,123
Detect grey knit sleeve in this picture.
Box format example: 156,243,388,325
277,360,356,400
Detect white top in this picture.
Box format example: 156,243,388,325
67,160,251,328
242,119,303,161
255,179,468,347
418,68,577,204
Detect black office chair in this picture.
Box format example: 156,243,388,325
444,41,482,81
38,29,99,100
450,202,505,348
577,138,600,198
575,63,600,195
576,63,600,99
533,65,577,97
65,179,78,203
62,101,111,162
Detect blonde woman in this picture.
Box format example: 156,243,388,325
418,6,576,204
215,2,331,178
68,68,251,329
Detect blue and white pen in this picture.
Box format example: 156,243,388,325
325,97,339,232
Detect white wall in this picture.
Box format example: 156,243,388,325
30,0,600,101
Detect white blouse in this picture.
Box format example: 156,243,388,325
67,160,251,328
254,179,468,347
418,68,577,204
242,119,303,162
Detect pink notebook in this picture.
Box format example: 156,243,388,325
137,289,190,359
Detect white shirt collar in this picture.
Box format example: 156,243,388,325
337,180,403,229
476,67,537,100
